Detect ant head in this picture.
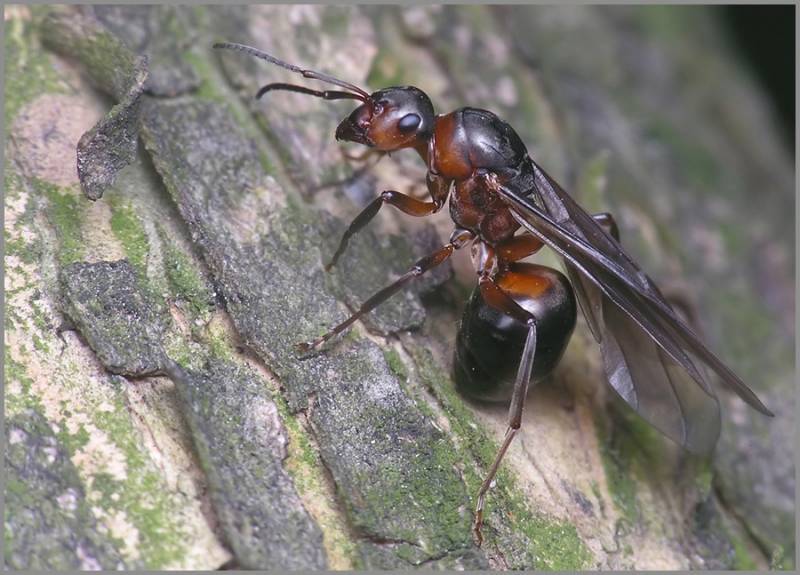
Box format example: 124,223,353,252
336,87,435,150
212,44,435,151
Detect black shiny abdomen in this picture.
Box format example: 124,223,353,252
453,264,577,402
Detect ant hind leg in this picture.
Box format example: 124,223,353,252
471,272,539,546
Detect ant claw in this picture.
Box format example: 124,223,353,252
295,336,328,357
294,341,314,355
471,512,485,547
472,524,484,547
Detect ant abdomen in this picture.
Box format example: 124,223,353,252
454,263,577,402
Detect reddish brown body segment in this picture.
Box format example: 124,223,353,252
424,109,528,247
450,177,520,244
428,111,472,180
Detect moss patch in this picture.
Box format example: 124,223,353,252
182,50,226,105
273,394,319,486
382,348,408,383
594,399,673,525
644,118,719,190
78,392,187,568
108,196,149,277
264,385,360,569
5,173,43,266
5,232,41,266
38,180,86,266
407,344,592,570
159,232,213,317
730,534,758,570
356,425,470,552
594,393,685,533
4,14,66,126
39,10,138,100
597,428,639,523
5,348,45,415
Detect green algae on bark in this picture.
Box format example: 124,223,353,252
60,260,169,377
139,95,487,567
174,360,328,569
7,155,204,569
40,11,137,100
405,343,593,570
5,410,131,570
158,230,215,318
82,390,191,569
270,390,362,569
88,5,201,97
107,197,151,280
4,14,66,126
40,181,87,267
58,261,328,569
8,4,792,569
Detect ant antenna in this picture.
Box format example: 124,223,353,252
213,42,370,102
255,83,365,102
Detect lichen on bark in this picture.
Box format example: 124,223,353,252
5,4,793,570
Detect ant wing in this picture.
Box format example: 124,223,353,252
554,214,721,452
585,270,720,453
496,161,773,421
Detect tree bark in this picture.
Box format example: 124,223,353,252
5,5,793,570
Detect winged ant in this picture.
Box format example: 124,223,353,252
214,42,773,545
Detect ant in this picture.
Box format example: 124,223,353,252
213,42,773,546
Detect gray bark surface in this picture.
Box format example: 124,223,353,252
4,5,794,570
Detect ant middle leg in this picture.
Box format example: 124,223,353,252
326,190,445,271
297,228,474,353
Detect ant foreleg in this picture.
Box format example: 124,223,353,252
326,191,444,271
298,228,474,353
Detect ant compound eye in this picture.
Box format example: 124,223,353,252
398,113,422,133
